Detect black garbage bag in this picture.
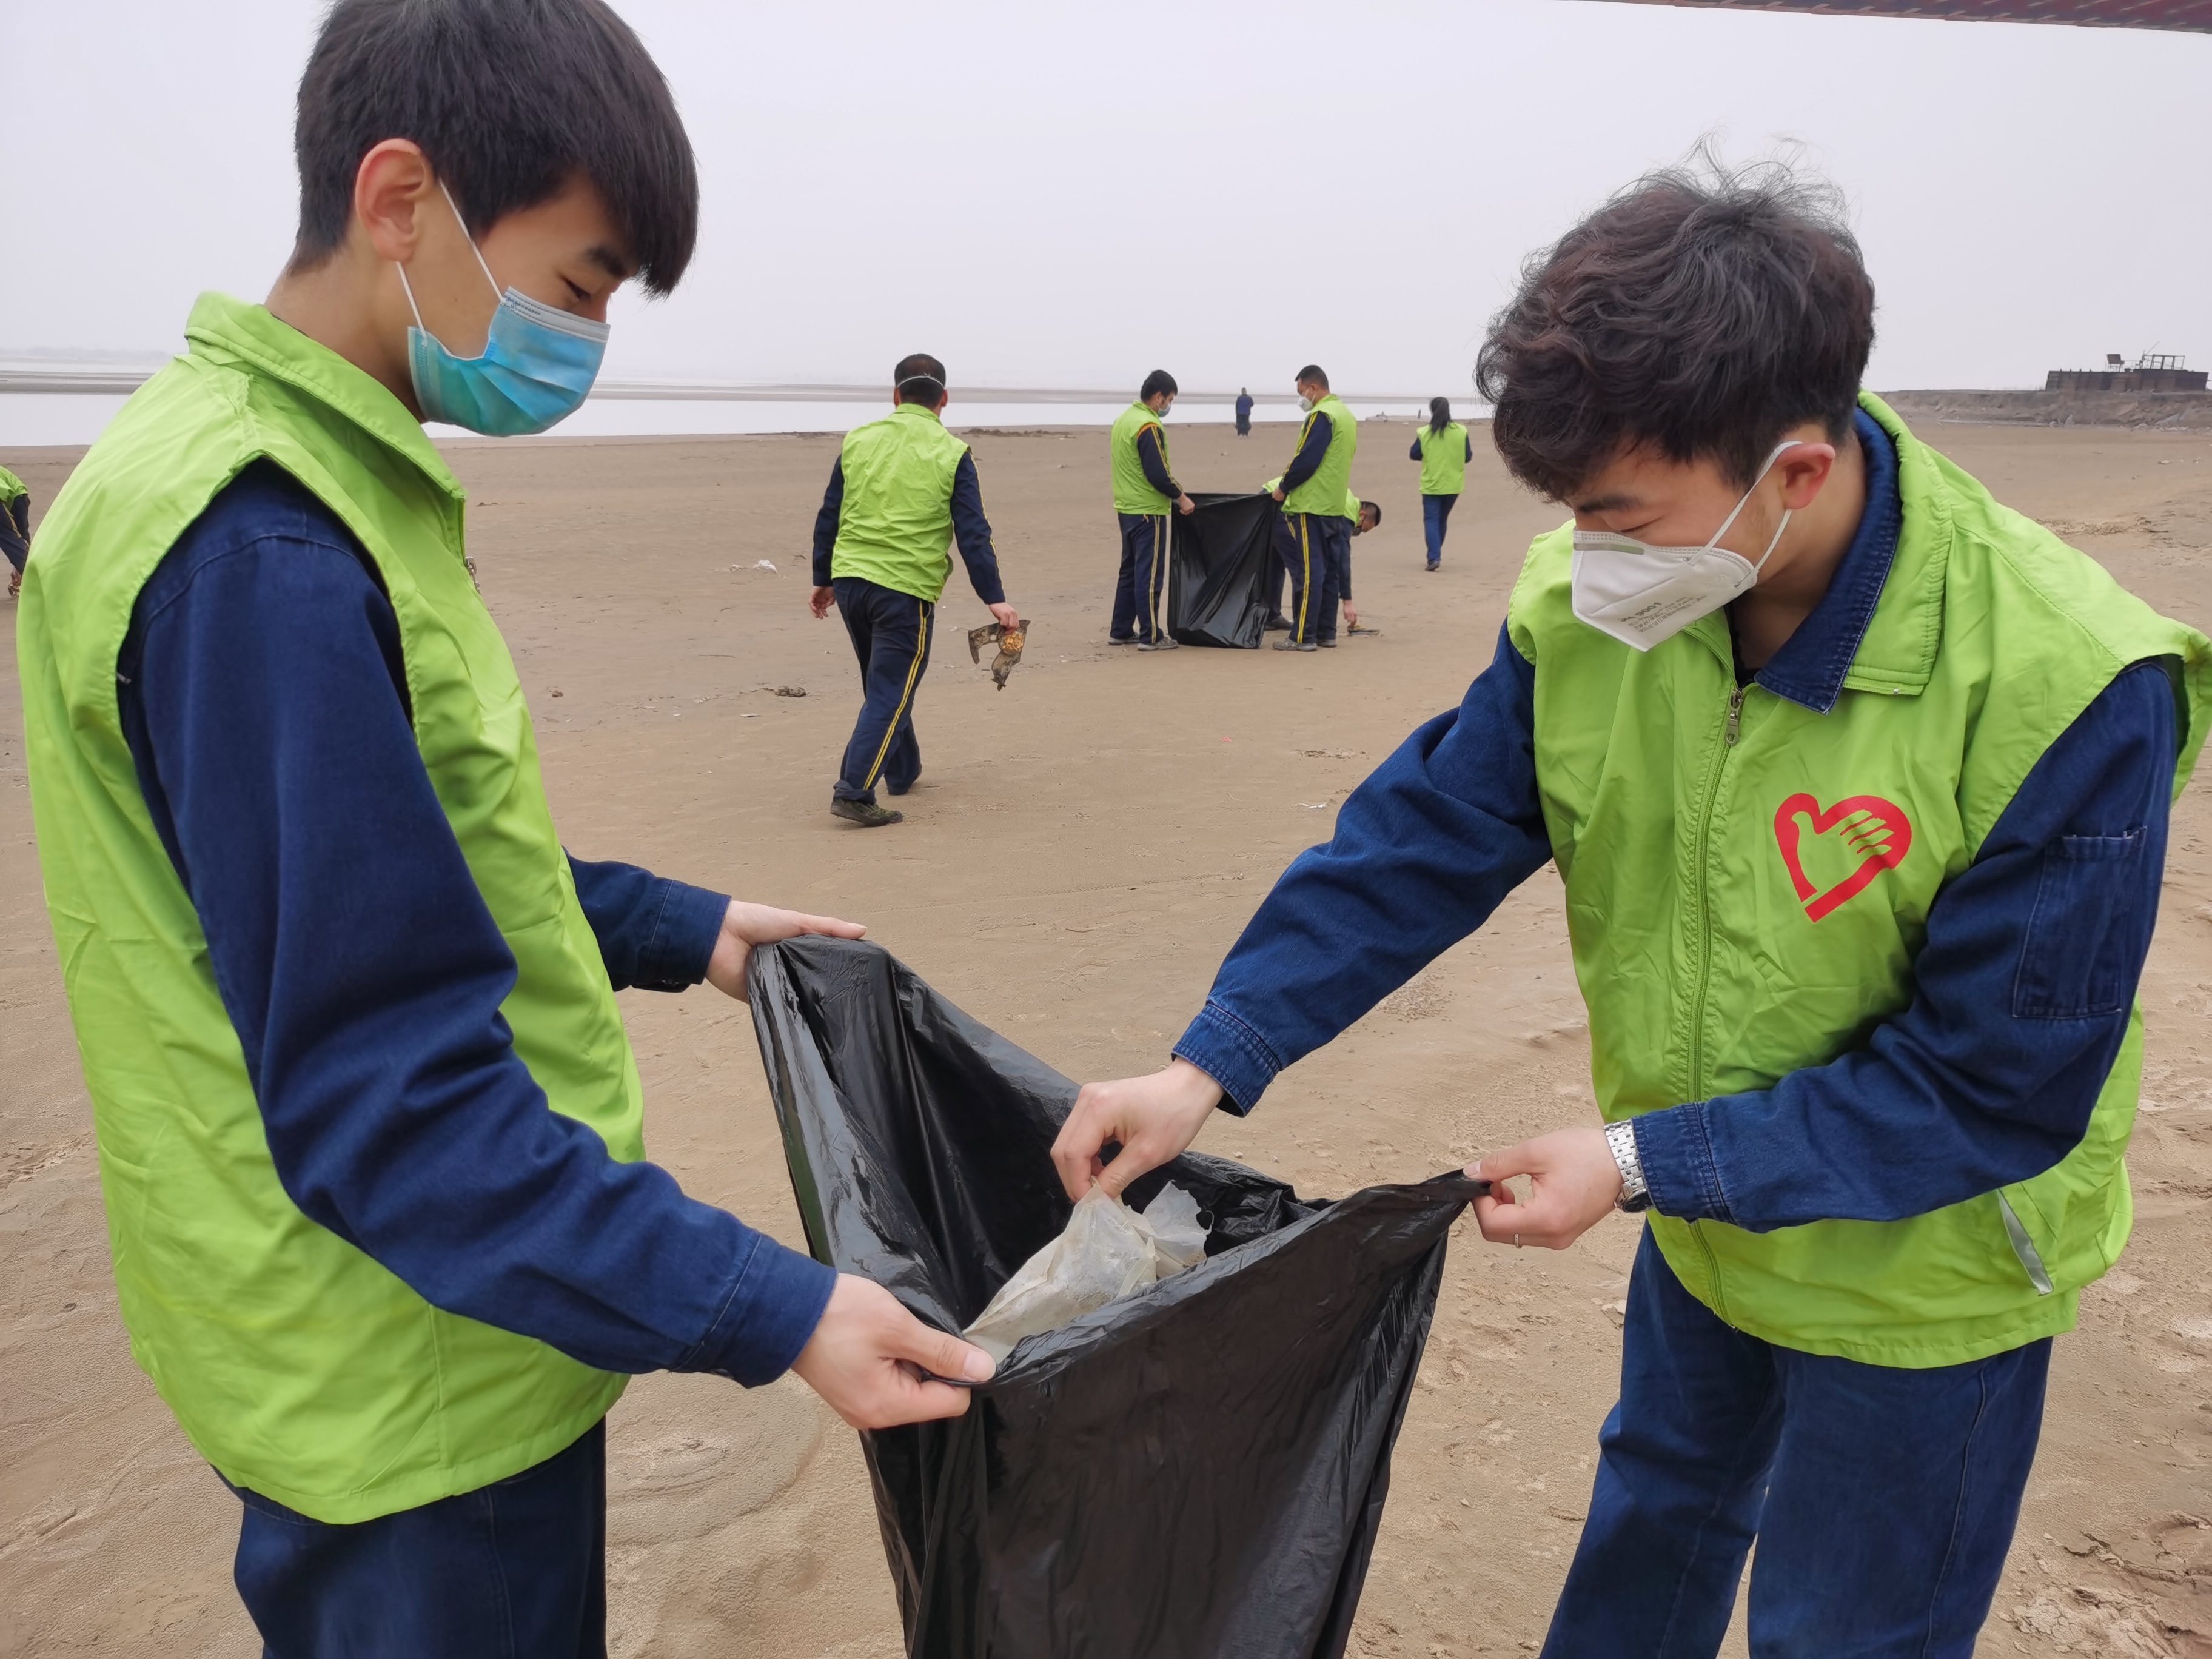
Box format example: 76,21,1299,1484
1166,490,1279,649
748,935,1482,1659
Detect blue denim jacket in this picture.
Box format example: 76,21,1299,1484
115,461,834,1388
1176,414,2180,1231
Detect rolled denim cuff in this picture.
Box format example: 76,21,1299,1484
1170,1001,1283,1116
636,880,729,991
685,1231,838,1387
1627,1104,1734,1225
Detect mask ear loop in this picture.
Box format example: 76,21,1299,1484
1708,439,1808,575
394,179,504,337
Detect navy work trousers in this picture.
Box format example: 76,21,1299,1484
1422,491,1458,565
834,575,934,804
1279,511,1348,645
2,492,28,574
1111,512,1172,644
1544,1228,2049,1657
230,1419,607,1659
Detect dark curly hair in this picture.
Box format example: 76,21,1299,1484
1475,151,1874,501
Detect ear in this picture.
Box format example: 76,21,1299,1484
1775,443,1839,512
354,139,438,265
932,390,951,414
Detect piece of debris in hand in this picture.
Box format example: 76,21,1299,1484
968,618,1031,690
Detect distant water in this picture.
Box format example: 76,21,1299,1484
0,394,1460,451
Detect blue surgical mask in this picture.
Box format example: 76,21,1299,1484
396,183,609,435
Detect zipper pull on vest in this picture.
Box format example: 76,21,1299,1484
1725,685,1746,746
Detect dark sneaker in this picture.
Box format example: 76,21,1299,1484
1264,613,1292,631
1424,561,1440,572
1136,637,1179,652
1318,638,1338,648
1273,638,1318,652
831,797,904,827
1108,633,1139,645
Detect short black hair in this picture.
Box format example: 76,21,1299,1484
1141,370,1178,401
1476,153,1874,499
291,0,698,295
895,353,947,403
1359,500,1381,525
1296,365,1329,389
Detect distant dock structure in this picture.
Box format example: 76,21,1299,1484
2047,354,2208,394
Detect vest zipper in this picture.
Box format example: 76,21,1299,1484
1684,680,1746,1319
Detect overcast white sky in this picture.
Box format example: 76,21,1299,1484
6,0,2208,405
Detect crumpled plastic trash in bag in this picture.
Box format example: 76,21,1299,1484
962,1182,1207,1363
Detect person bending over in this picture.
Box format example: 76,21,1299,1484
1051,158,2208,1657
18,5,994,1652
809,354,1021,826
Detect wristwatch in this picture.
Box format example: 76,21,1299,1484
1606,1121,1652,1213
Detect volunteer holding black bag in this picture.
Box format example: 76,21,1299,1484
1052,159,2210,1656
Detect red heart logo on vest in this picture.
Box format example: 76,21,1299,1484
1774,793,1912,922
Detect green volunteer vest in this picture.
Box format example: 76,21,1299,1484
1264,475,1360,521
0,464,25,503
1110,401,1173,515
831,401,969,603
1506,394,2212,1367
16,293,640,1521
1282,394,1358,518
1417,421,1467,496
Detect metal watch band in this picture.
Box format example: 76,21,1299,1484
1606,1120,1652,1213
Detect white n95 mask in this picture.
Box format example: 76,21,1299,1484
1569,440,1803,651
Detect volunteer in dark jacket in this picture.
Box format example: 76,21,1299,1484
1048,163,2208,1655
1108,370,1195,649
811,354,1021,825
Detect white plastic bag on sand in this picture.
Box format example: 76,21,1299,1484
963,1184,1208,1363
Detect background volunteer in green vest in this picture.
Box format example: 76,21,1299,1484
1262,475,1376,633
1270,365,1358,650
1107,369,1196,649
1409,395,1471,571
15,4,996,1652
1,464,29,600
1047,159,2210,1655
809,354,1021,827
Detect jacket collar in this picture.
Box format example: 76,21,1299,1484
1751,406,1902,714
181,292,466,506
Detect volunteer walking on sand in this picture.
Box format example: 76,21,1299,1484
16,4,993,1652
1409,395,1470,571
1271,365,1358,651
810,354,1021,827
1108,369,1196,649
1051,160,2210,1657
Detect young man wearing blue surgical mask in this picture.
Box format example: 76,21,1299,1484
16,2,992,1652
1049,159,2210,1654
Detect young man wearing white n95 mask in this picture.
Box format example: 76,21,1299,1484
1049,159,2211,1656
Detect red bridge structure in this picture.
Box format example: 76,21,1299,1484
1601,1,2211,30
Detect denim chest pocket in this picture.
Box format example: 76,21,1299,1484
2011,828,2149,1019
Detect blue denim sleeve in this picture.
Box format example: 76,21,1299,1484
120,464,834,1384
1407,437,1424,462
811,456,843,586
1175,621,1552,1109
566,856,727,993
949,451,1007,606
1278,411,1333,496
1634,660,2180,1230
1135,425,1179,498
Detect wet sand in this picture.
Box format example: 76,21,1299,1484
4,417,2208,1656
